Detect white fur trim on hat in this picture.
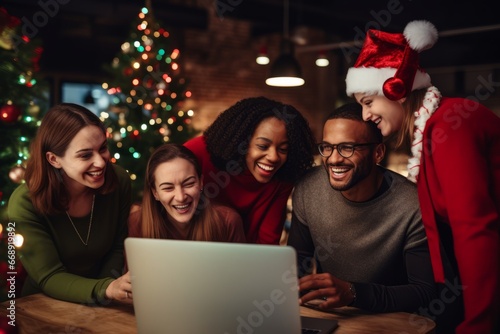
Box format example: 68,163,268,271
345,67,431,97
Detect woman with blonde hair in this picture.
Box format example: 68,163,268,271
346,20,499,333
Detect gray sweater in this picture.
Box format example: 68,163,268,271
288,166,436,313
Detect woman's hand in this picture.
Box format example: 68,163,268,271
106,271,133,304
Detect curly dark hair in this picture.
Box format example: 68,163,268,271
204,96,316,183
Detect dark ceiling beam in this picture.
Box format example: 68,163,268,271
1,0,208,77
2,0,208,30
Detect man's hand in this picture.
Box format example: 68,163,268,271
299,273,355,310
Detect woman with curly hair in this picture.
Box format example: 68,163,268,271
184,96,316,244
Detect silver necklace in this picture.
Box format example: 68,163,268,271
66,194,95,246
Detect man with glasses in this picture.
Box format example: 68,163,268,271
287,103,437,316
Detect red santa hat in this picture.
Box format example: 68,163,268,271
345,20,438,100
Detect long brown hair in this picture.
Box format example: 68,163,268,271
24,103,118,215
396,88,428,149
141,143,228,241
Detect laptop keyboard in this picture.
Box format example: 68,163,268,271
302,328,321,334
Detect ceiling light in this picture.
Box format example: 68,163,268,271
256,46,270,65
315,51,329,67
265,0,304,87
266,40,304,87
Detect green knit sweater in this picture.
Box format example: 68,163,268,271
8,164,131,304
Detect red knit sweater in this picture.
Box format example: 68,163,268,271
418,97,500,334
184,136,293,244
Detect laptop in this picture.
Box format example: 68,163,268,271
125,238,338,334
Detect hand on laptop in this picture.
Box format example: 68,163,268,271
298,273,355,310
105,270,134,304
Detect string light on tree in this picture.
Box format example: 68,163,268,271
0,7,47,304
0,101,21,123
102,4,196,200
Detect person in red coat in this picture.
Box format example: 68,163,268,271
345,20,499,334
184,97,316,244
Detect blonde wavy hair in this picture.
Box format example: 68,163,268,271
396,88,428,149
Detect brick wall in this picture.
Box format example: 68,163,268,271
175,1,343,142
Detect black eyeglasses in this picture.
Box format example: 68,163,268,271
317,142,376,158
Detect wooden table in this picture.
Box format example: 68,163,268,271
1,294,436,333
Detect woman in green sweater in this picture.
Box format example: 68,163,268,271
8,103,132,305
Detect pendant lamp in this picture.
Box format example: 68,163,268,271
256,46,270,65
265,0,304,87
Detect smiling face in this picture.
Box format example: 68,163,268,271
354,93,405,137
322,118,384,201
46,125,109,194
245,117,288,183
152,157,202,231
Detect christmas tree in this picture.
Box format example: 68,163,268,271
102,6,196,201
0,7,48,303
